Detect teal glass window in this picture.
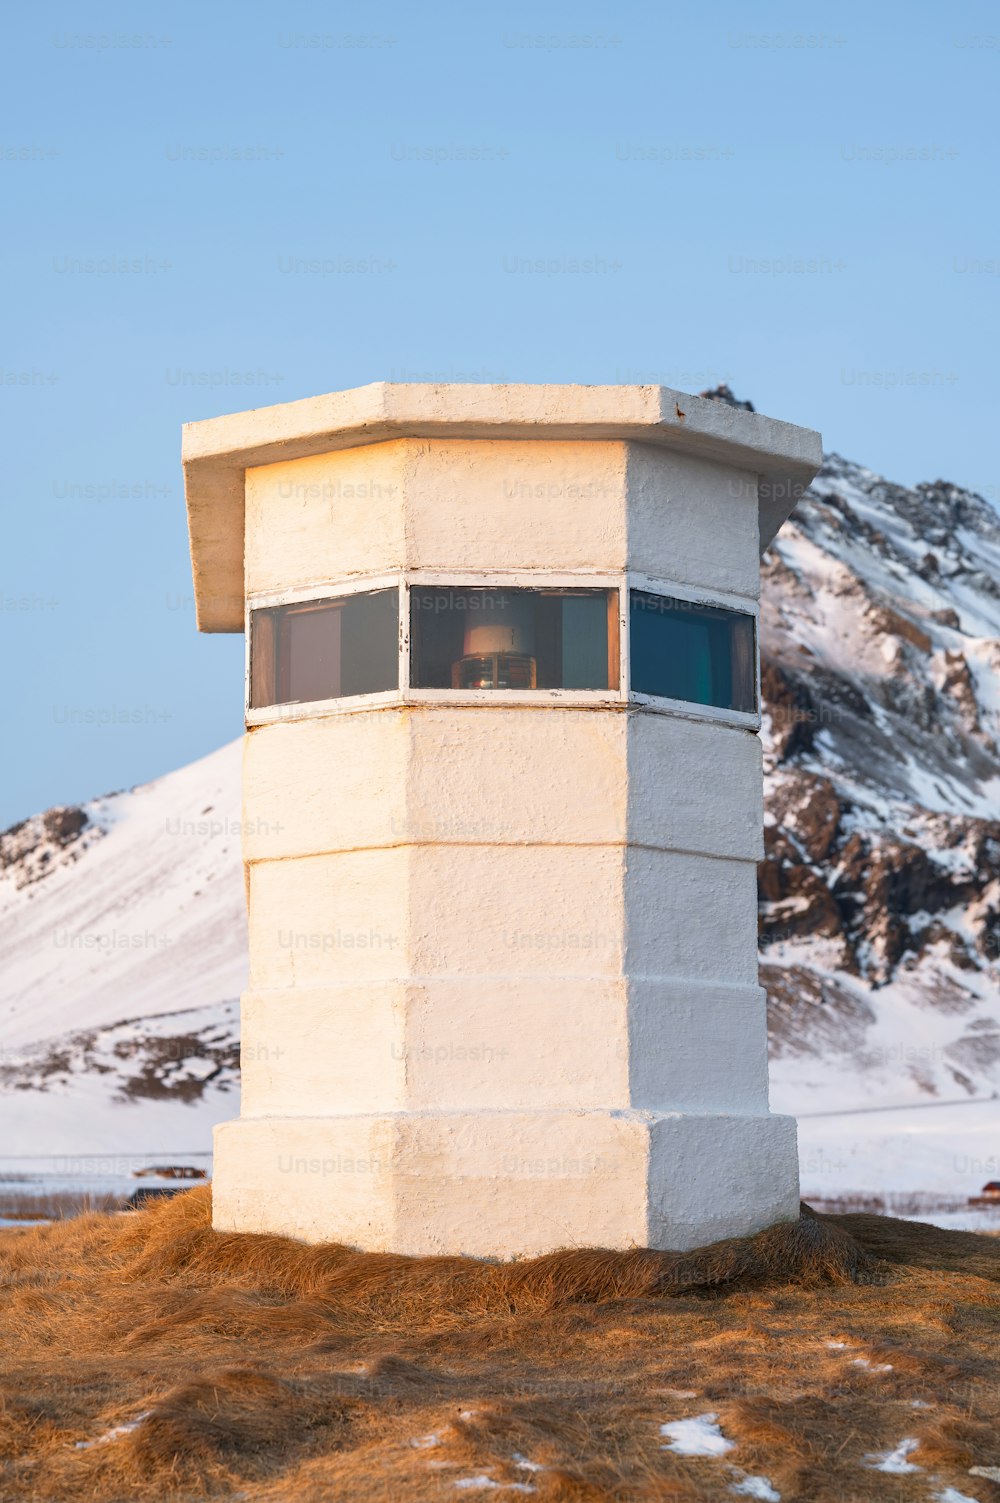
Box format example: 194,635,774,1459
629,590,756,712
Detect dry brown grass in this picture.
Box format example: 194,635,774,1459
0,1192,998,1501
0,1188,125,1222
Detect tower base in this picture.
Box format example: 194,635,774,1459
212,1110,799,1256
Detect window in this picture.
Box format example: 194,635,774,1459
250,589,398,708
247,581,755,717
629,590,756,713
410,587,618,691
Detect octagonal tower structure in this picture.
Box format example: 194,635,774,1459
183,383,822,1256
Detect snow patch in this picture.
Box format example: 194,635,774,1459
74,1412,150,1450
863,1438,921,1474
660,1413,736,1457
452,1478,534,1494
730,1475,780,1501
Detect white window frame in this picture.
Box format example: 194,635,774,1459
244,570,760,731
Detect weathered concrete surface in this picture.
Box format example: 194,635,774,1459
227,699,792,1252
243,438,760,602
238,977,769,1118
242,708,761,863
212,1109,799,1255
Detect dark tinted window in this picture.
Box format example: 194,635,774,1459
410,587,617,691
629,591,756,712
250,590,398,708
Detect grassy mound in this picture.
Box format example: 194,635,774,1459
0,1190,998,1500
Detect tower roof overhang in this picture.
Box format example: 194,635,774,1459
182,382,822,632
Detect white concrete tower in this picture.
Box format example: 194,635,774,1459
183,383,822,1256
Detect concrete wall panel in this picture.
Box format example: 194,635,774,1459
624,849,760,986
409,844,626,977
245,441,407,595
239,986,407,1117
248,849,408,989
404,438,628,572
627,713,764,861
627,979,769,1112
626,444,760,599
243,714,409,862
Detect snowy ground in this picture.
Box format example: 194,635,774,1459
0,1155,211,1207
791,1095,1000,1223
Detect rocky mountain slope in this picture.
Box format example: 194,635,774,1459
3,410,1000,1194
757,450,1000,1117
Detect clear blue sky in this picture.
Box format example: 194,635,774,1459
3,0,997,826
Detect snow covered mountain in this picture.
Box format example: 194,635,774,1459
3,402,1000,1202
0,742,245,1153
749,432,1000,1203
759,451,1000,1099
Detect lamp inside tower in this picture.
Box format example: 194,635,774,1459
452,590,537,689
410,586,617,691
